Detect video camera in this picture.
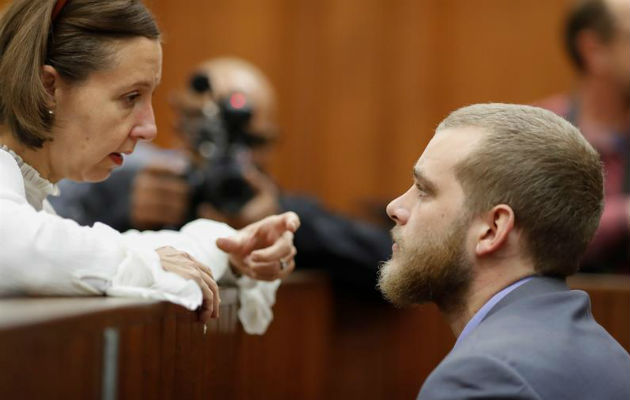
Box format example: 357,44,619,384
184,73,256,216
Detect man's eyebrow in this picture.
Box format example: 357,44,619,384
413,168,437,193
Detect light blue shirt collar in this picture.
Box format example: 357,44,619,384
454,276,534,348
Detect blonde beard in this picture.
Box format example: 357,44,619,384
377,217,472,310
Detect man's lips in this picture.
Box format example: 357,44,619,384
390,228,401,253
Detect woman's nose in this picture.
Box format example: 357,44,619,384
131,123,157,142
131,104,157,142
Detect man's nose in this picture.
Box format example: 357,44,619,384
386,193,410,225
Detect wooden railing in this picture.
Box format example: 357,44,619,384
0,272,627,399
0,289,240,399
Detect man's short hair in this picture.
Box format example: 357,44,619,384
565,0,616,71
438,103,603,277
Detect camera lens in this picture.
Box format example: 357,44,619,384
190,73,211,94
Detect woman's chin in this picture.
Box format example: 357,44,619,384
81,169,112,183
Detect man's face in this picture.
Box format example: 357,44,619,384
378,127,484,308
173,64,278,170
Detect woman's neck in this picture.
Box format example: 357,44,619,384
0,128,56,182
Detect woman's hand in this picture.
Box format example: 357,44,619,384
216,211,300,281
156,246,220,323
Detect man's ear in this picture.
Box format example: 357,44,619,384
41,65,59,104
474,204,515,257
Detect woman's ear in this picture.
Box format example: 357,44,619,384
41,65,59,103
474,204,515,257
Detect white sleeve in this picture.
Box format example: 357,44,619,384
235,277,281,335
119,218,235,279
122,219,282,335
0,157,202,310
0,150,281,332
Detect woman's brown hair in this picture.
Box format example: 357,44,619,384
0,0,160,148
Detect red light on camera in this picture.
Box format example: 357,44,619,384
229,93,247,109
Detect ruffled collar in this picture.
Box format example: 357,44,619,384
0,144,59,210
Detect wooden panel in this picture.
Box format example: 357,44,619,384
235,271,333,399
147,0,576,216
0,326,102,399
568,274,630,351
323,297,453,399
0,0,578,214
0,273,627,399
0,290,239,399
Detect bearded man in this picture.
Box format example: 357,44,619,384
379,103,630,399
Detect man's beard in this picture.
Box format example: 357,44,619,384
377,217,473,311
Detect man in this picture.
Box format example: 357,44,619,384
51,57,391,298
379,103,630,399
537,0,629,272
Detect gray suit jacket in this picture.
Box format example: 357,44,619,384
418,276,630,400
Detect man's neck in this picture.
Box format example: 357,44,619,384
577,76,630,134
442,262,535,338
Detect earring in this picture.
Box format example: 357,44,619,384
48,109,54,116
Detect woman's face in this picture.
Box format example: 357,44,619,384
48,37,162,182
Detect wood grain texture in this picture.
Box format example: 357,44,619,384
0,274,627,399
147,0,575,216
0,290,238,400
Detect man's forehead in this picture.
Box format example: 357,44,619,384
416,126,485,169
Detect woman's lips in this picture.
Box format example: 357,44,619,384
109,152,123,165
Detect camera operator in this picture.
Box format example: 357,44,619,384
51,57,392,298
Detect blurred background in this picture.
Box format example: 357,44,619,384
147,0,575,218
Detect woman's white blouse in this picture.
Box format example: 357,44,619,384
0,146,278,334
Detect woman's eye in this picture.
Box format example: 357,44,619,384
124,92,140,106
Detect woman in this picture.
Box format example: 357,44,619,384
0,0,298,334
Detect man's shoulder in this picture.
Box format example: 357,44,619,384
419,282,630,400
418,353,541,400
464,282,628,367
419,323,629,400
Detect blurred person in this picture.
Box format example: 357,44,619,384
379,103,630,399
537,0,629,273
0,0,299,334
51,57,392,298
